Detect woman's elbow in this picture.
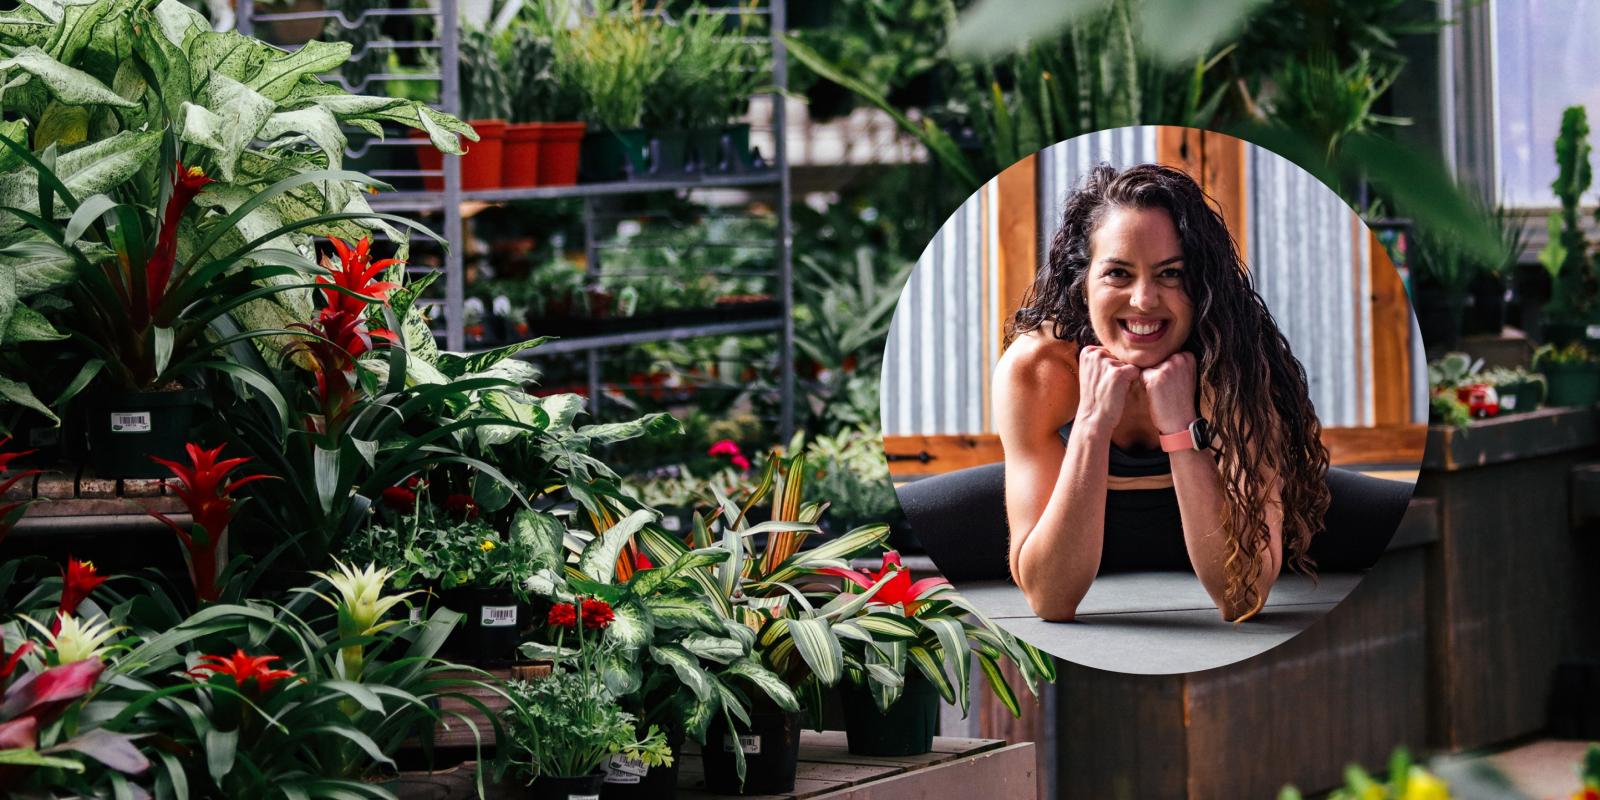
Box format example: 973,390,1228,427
1014,574,1082,622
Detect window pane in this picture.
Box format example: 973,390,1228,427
1495,0,1600,207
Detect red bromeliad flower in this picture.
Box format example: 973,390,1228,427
547,603,577,629
320,237,401,317
147,444,276,604
707,439,751,471
53,558,107,633
188,650,298,695
0,631,33,686
820,551,948,615
580,598,614,630
142,163,215,324
0,439,42,548
381,486,417,512
443,493,479,521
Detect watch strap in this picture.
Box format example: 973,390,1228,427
1158,427,1196,453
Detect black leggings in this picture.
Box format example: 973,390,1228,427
895,464,1413,581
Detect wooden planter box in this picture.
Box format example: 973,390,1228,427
1417,406,1600,750
954,498,1439,800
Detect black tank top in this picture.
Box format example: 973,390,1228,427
1058,420,1191,572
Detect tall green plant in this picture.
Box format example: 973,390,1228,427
552,1,665,131
1538,105,1597,322
460,25,511,121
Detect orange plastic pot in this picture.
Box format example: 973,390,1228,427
536,121,586,186
461,119,506,190
501,122,542,188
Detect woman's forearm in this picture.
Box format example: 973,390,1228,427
1014,423,1113,621
1170,449,1275,620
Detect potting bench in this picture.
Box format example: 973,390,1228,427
386,733,1036,800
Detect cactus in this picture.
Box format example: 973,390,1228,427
1538,105,1596,320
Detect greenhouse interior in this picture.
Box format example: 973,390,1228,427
1,0,1599,798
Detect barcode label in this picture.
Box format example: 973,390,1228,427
565,795,599,800
723,734,761,754
603,755,648,784
480,605,517,627
1501,394,1518,410
109,412,151,433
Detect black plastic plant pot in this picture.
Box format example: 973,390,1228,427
1411,283,1464,352
701,704,803,795
724,124,753,170
840,675,940,757
601,727,684,800
650,130,690,177
1462,273,1507,337
580,129,650,182
85,389,203,478
440,585,523,665
532,771,606,800
1544,363,1600,407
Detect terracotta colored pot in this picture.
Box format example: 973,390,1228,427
502,122,542,188
461,118,506,190
412,134,443,191
536,121,586,186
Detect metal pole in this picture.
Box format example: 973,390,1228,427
441,0,465,352
236,0,253,35
584,195,603,419
772,0,794,442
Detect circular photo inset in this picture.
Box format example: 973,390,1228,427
882,126,1425,674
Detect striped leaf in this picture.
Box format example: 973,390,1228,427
856,613,920,641
647,596,724,633
787,617,843,686
907,645,955,705
650,644,713,701
578,508,658,583
974,650,1022,719
764,523,892,586
681,633,746,665
919,616,973,715
628,546,728,599
604,600,652,652
724,656,799,712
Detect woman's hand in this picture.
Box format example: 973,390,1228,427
1141,351,1199,433
1075,345,1141,436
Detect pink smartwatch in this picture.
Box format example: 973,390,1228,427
1158,417,1213,453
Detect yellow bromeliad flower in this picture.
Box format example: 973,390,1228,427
480,539,496,553
306,560,418,680
20,613,125,664
1402,767,1451,800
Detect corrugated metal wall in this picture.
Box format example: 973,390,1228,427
883,128,1385,435
1248,144,1372,427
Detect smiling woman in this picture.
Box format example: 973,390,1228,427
997,163,1329,623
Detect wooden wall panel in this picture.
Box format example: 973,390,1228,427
1156,127,1248,263
1370,231,1414,426
996,154,1039,348
1053,669,1189,799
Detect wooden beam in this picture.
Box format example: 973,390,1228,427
996,154,1039,348
1200,130,1249,263
1156,126,1202,177
1370,230,1414,426
885,427,1425,478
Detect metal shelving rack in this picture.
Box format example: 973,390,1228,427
235,0,795,439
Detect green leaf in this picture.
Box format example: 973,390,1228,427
0,46,136,107
855,613,920,641
5,303,66,343
249,40,353,102
786,617,843,686
627,546,729,598
0,130,161,230
651,644,714,701
577,508,657,583
605,599,652,651
0,373,55,420
511,508,565,571
314,444,340,514
764,523,891,585
0,748,84,770
152,326,174,377
576,412,683,446
680,633,744,664
204,728,237,784
437,337,550,377
974,650,1022,719
919,616,973,715
645,595,724,633
907,645,956,705
724,656,799,713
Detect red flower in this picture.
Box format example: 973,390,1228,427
707,439,751,471
581,598,614,630
381,486,417,512
143,163,214,323
147,444,275,604
57,558,106,619
188,649,298,694
405,475,427,491
0,630,33,684
0,438,42,548
320,237,401,317
634,551,654,571
289,307,379,430
443,493,479,521
819,551,949,615
547,603,577,629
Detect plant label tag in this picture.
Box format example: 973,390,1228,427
109,412,151,433
408,607,424,623
1501,394,1518,410
480,605,517,627
603,755,648,784
26,426,58,447
723,734,761,754
1587,324,1600,339
564,794,600,800
662,516,682,531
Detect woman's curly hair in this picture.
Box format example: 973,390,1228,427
1007,162,1331,619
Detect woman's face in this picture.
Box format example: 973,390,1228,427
1083,205,1194,369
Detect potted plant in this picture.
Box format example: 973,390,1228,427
554,2,668,181
1478,365,1546,415
501,4,590,187
457,26,512,190
1538,106,1600,347
504,590,673,800
642,11,730,177
688,8,770,174
1534,342,1600,407
821,551,1057,757
1463,205,1528,337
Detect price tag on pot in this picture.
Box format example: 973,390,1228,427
723,734,761,755
662,516,681,532
109,412,151,433
603,755,648,784
1587,324,1600,340
408,606,424,624
480,605,517,627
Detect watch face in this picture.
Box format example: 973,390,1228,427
1190,417,1212,450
